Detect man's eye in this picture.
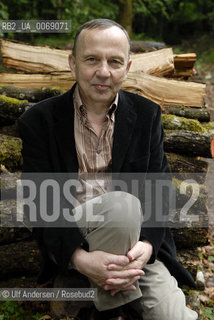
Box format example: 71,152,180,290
111,60,120,64
87,57,95,62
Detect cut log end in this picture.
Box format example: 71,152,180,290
211,136,214,158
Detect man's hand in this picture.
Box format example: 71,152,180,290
71,248,144,291
106,240,153,295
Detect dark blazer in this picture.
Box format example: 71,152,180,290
18,84,195,288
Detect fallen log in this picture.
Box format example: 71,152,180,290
129,48,174,77
0,227,32,245
164,131,214,158
173,53,197,78
0,71,75,90
0,240,39,279
172,177,208,215
1,39,174,77
0,134,22,171
0,72,206,108
174,53,197,69
0,94,33,125
161,114,206,132
166,153,208,185
1,39,70,72
163,106,210,122
123,72,206,108
171,225,209,249
130,40,165,52
166,153,208,174
0,86,63,102
0,123,19,137
202,121,214,134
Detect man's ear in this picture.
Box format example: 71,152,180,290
68,54,76,78
124,59,132,80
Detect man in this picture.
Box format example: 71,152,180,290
18,19,198,319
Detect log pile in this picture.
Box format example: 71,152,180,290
0,39,213,287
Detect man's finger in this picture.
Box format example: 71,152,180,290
108,254,130,266
107,260,142,271
108,268,144,280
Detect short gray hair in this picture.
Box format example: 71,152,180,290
72,18,130,58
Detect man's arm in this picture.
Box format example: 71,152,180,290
140,106,171,263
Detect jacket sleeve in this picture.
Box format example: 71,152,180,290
139,106,172,263
18,114,88,282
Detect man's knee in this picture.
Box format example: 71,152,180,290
142,289,198,320
102,191,142,229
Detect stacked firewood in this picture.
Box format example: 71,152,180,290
0,39,213,291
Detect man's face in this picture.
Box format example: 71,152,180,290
69,26,131,107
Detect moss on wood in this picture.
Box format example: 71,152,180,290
162,114,207,132
0,134,22,171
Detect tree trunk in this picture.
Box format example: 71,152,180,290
0,72,206,108
173,53,197,78
1,39,175,77
161,114,206,132
164,131,214,158
0,240,39,279
166,152,208,176
1,39,70,72
0,134,22,171
123,72,206,108
0,86,63,102
0,94,33,125
118,0,133,38
0,72,75,90
171,226,209,249
130,48,174,77
130,41,165,52
163,105,210,122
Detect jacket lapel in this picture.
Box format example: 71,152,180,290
54,87,78,173
53,87,137,174
112,91,137,173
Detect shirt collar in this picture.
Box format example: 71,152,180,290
73,84,118,122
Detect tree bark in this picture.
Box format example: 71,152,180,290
0,86,63,102
173,53,197,78
171,226,209,249
118,0,133,38
162,114,206,132
0,72,206,108
166,153,208,174
1,39,70,72
0,94,33,125
130,48,174,77
130,41,165,52
163,105,210,122
0,240,39,279
164,131,214,158
0,134,22,171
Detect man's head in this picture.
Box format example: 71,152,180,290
68,19,132,108
72,19,130,58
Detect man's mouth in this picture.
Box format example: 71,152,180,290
93,84,110,91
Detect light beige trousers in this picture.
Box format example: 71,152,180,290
73,191,198,320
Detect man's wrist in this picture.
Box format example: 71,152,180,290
70,247,88,272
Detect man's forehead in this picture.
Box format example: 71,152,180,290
78,26,128,46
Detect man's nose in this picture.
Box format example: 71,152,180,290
96,63,110,77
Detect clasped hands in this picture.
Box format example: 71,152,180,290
72,240,153,296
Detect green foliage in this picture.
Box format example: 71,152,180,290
0,301,42,320
0,2,8,19
0,0,214,44
201,304,214,320
0,301,25,320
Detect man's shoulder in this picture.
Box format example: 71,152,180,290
19,88,73,123
119,89,159,114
